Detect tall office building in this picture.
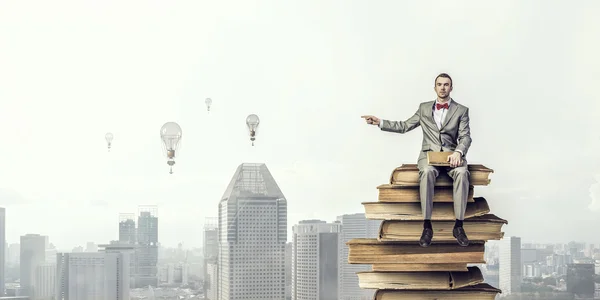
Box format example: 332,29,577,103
203,218,219,262
98,241,137,288
56,252,130,300
0,207,5,296
7,243,20,265
218,163,287,300
285,242,292,300
45,243,57,264
337,213,381,300
499,236,522,295
203,217,218,296
20,234,47,297
206,262,218,300
292,220,340,300
116,209,159,288
34,263,56,300
118,213,136,244
137,206,158,287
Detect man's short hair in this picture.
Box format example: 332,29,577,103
435,73,453,87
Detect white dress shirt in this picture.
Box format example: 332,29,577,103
433,98,451,129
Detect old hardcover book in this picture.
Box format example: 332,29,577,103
378,214,507,242
390,164,493,186
372,283,501,300
370,263,469,272
347,239,485,265
363,197,489,220
377,184,474,203
357,266,483,290
427,151,454,166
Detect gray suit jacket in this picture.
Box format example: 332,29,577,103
379,99,472,165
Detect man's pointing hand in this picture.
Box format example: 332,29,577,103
361,115,380,126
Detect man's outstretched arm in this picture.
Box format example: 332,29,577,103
454,108,472,156
378,109,421,134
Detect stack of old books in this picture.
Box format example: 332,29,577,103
349,153,506,299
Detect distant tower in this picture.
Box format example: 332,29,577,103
337,213,381,300
118,213,137,244
203,217,219,263
499,236,522,295
137,206,159,287
203,217,218,297
292,220,341,300
34,263,56,299
99,241,137,289
20,234,47,297
217,163,287,300
56,252,130,299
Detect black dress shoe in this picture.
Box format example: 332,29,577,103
419,228,433,247
453,226,469,246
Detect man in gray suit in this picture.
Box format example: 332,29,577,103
361,73,471,247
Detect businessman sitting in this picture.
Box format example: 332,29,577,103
361,73,472,247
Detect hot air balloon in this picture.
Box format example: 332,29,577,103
160,122,182,174
105,132,114,152
245,114,260,146
205,98,212,112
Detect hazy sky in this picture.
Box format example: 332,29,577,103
1,0,599,249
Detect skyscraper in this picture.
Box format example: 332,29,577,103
136,206,158,287
118,213,136,244
0,207,5,296
98,241,137,289
206,262,218,300
218,163,287,300
34,263,56,299
499,236,522,295
292,220,340,300
20,234,47,297
203,217,218,296
285,242,292,300
56,252,130,300
203,218,219,262
337,213,381,300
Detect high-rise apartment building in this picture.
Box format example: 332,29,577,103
499,236,522,295
217,163,287,300
203,217,218,297
118,213,136,245
337,213,380,300
20,234,47,297
136,206,159,287
56,252,130,300
292,220,340,300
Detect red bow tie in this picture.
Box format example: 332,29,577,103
436,103,449,110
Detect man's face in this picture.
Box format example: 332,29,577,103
434,77,452,99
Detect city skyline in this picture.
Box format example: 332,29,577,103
1,0,600,250
4,209,599,252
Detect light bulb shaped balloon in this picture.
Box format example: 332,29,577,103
105,132,114,152
205,98,212,112
160,122,182,174
245,114,260,146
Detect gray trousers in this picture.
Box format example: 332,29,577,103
417,157,470,220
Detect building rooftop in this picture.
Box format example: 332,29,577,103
221,163,285,200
